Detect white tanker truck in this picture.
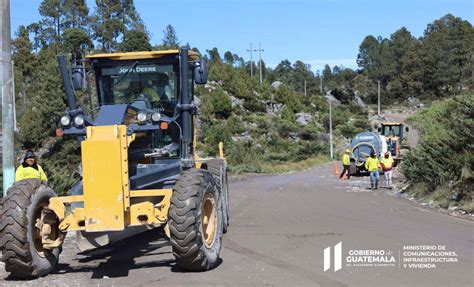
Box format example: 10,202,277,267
349,131,388,175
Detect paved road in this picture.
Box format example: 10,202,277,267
1,164,473,286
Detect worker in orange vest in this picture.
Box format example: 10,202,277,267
380,151,395,189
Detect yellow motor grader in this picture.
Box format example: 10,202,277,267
378,122,410,163
0,47,229,278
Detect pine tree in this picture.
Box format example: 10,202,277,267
224,51,234,64
120,29,151,52
39,0,62,41
386,27,420,99
160,24,180,49
92,0,145,52
357,35,380,80
62,0,89,29
62,28,93,59
419,14,473,97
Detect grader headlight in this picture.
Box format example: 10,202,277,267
60,115,71,127
73,114,85,127
137,111,148,123
151,112,161,122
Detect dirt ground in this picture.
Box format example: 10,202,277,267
1,163,473,287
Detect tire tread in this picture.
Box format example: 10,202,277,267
169,168,221,271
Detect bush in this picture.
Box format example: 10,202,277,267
402,93,473,204
226,115,246,134
211,88,232,118
201,121,231,156
243,98,267,113
41,138,81,195
281,106,296,122
227,141,263,174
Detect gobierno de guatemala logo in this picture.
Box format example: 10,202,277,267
324,242,342,272
324,242,396,272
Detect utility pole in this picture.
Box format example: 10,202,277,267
320,75,323,94
12,59,17,131
254,43,264,84
246,43,253,78
304,80,307,97
329,97,333,160
377,80,381,116
1,0,15,196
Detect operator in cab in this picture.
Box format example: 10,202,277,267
153,73,175,116
15,150,48,182
125,80,159,104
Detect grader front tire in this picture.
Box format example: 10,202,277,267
0,179,60,279
169,169,223,271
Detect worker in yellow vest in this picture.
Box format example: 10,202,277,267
340,149,351,179
380,151,395,189
365,151,380,189
15,150,48,182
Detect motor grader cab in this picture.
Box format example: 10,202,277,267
378,122,410,162
0,47,230,279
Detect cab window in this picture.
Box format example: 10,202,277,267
96,63,178,117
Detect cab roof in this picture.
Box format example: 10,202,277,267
86,50,200,61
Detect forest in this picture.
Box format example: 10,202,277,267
2,0,472,199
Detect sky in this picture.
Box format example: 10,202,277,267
10,0,473,73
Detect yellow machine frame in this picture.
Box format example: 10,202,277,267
48,125,173,235
46,124,225,246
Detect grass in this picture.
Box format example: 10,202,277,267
229,155,329,181
261,155,328,174
459,201,474,213
406,182,474,214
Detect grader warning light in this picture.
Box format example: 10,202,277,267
0,47,230,278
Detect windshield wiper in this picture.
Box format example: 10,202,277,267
113,61,139,87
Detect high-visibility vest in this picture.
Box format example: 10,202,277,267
342,154,350,165
15,164,48,182
365,157,380,172
380,157,394,171
143,87,160,102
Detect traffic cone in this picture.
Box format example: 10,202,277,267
333,161,340,176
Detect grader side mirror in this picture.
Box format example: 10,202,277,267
71,66,84,91
377,127,381,132
405,126,409,132
193,60,208,85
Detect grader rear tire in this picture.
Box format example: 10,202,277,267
205,159,229,233
169,168,223,271
0,179,60,279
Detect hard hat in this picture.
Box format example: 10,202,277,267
24,150,36,159
345,149,350,153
